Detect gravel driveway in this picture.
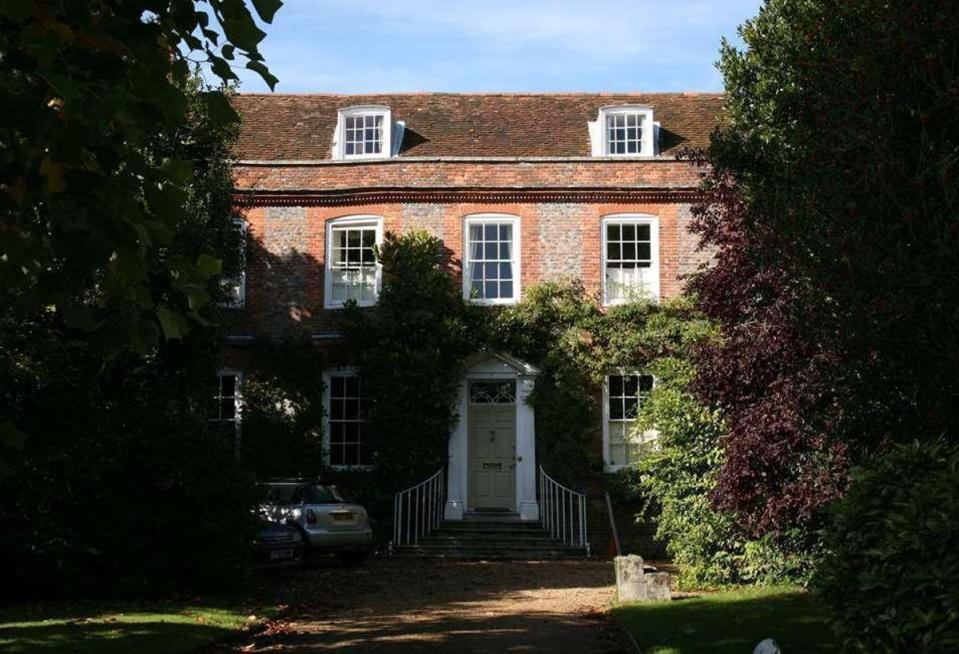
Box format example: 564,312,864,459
234,557,631,653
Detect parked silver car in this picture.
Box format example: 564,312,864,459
258,480,373,565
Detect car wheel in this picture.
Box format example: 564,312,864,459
338,550,369,566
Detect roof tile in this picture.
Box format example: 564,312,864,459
231,93,723,160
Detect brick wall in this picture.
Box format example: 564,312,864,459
233,158,702,192
229,198,705,337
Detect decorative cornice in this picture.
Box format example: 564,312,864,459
232,186,702,207
234,155,682,166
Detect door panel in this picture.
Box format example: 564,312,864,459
468,403,516,509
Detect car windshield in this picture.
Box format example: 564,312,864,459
260,483,348,505
305,485,348,504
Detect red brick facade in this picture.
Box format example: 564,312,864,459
229,162,712,337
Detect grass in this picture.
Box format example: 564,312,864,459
613,586,838,653
0,598,278,654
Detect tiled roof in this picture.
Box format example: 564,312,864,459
231,93,723,161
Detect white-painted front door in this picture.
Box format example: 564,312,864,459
468,403,517,510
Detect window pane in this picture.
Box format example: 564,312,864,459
499,262,512,280
330,398,344,420
344,375,359,396
500,280,513,298
609,375,623,396
470,225,483,241
344,399,359,420
623,375,638,396
220,374,235,396
485,281,497,298
484,224,498,240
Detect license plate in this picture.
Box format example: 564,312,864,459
270,548,294,560
331,512,354,523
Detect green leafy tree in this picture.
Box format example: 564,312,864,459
0,73,255,599
689,0,959,539
0,0,280,354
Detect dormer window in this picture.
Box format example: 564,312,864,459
333,105,399,160
607,112,643,155
345,113,384,156
590,106,656,157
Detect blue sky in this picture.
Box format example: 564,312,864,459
227,0,761,94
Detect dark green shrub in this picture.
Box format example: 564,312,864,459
815,441,959,652
239,337,327,478
0,320,258,600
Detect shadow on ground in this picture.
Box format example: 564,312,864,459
233,557,629,653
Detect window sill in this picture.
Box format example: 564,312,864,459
602,296,660,308
465,297,520,306
326,464,374,472
338,154,392,162
324,300,379,310
603,463,634,474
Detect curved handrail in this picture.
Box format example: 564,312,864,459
539,466,588,550
393,467,445,546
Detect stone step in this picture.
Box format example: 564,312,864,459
394,545,587,560
391,519,588,559
419,540,564,550
422,534,557,545
436,522,547,533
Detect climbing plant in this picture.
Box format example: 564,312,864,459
339,230,483,496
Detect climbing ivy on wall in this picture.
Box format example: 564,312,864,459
494,281,714,481
339,230,483,497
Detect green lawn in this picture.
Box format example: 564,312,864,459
0,600,275,654
613,586,838,654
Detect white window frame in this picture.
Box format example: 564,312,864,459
212,368,243,458
333,105,393,160
592,105,656,158
322,367,372,470
601,214,660,305
324,215,384,309
462,214,522,306
219,219,247,309
602,371,657,473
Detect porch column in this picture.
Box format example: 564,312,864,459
516,373,540,521
444,381,468,520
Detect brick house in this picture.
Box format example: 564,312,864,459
221,93,721,534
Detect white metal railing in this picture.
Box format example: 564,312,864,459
539,466,588,550
393,467,445,546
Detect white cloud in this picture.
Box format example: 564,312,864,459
227,0,759,92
